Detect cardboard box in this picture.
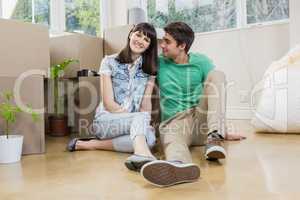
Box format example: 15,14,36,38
0,76,45,155
0,19,50,77
103,24,134,55
0,19,49,154
76,77,101,136
50,33,103,78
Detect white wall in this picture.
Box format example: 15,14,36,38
191,23,290,119
104,0,128,30
290,0,300,47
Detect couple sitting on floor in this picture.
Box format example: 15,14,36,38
67,22,245,187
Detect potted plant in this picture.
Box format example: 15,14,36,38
49,59,78,136
0,91,39,164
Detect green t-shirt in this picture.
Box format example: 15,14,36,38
158,53,215,121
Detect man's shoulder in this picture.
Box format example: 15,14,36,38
189,52,212,64
189,52,215,74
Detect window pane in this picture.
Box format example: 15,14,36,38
35,0,50,26
65,0,101,36
247,0,289,24
147,0,237,33
11,0,33,23
10,0,50,26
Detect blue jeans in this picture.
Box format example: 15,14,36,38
92,112,156,153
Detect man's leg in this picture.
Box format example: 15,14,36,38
159,111,194,163
195,70,227,160
140,111,200,187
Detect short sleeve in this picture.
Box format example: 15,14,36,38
98,57,112,76
200,55,215,82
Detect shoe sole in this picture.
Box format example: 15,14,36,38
205,146,226,160
124,160,152,172
141,161,200,187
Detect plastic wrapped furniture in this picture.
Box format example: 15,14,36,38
251,45,300,133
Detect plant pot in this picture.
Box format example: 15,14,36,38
49,115,69,137
0,135,24,164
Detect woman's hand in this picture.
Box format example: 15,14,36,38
100,75,127,113
139,76,156,113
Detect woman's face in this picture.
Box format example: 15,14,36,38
129,31,151,55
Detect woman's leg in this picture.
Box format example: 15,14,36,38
75,139,114,151
73,131,156,153
112,128,156,153
73,112,156,156
129,112,156,158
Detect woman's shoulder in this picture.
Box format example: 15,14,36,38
101,54,122,71
102,53,119,63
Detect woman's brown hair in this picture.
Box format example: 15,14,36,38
116,23,158,76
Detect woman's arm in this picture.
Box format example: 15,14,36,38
139,76,156,113
100,75,127,113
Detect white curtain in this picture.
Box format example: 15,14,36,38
0,0,2,17
2,0,19,18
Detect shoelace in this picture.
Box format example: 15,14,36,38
207,131,224,146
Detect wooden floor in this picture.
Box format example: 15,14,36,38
1,120,300,200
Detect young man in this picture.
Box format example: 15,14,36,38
140,22,240,187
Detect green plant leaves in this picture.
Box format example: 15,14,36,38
0,91,40,137
50,59,79,79
50,58,79,115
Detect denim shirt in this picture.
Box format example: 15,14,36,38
95,54,150,117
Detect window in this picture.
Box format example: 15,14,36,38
143,0,290,33
65,0,101,36
10,0,33,23
1,0,101,36
34,0,50,25
10,0,50,26
148,0,237,33
247,0,289,24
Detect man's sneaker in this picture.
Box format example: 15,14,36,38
140,160,200,187
205,130,226,161
124,154,156,172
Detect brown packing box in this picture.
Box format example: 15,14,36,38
0,76,45,155
0,19,50,77
50,33,103,78
77,77,101,135
49,33,103,134
103,24,134,55
0,19,49,154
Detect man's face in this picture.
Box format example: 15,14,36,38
160,33,185,59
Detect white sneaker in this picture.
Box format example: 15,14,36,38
205,131,226,160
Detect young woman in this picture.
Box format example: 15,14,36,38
67,23,158,171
